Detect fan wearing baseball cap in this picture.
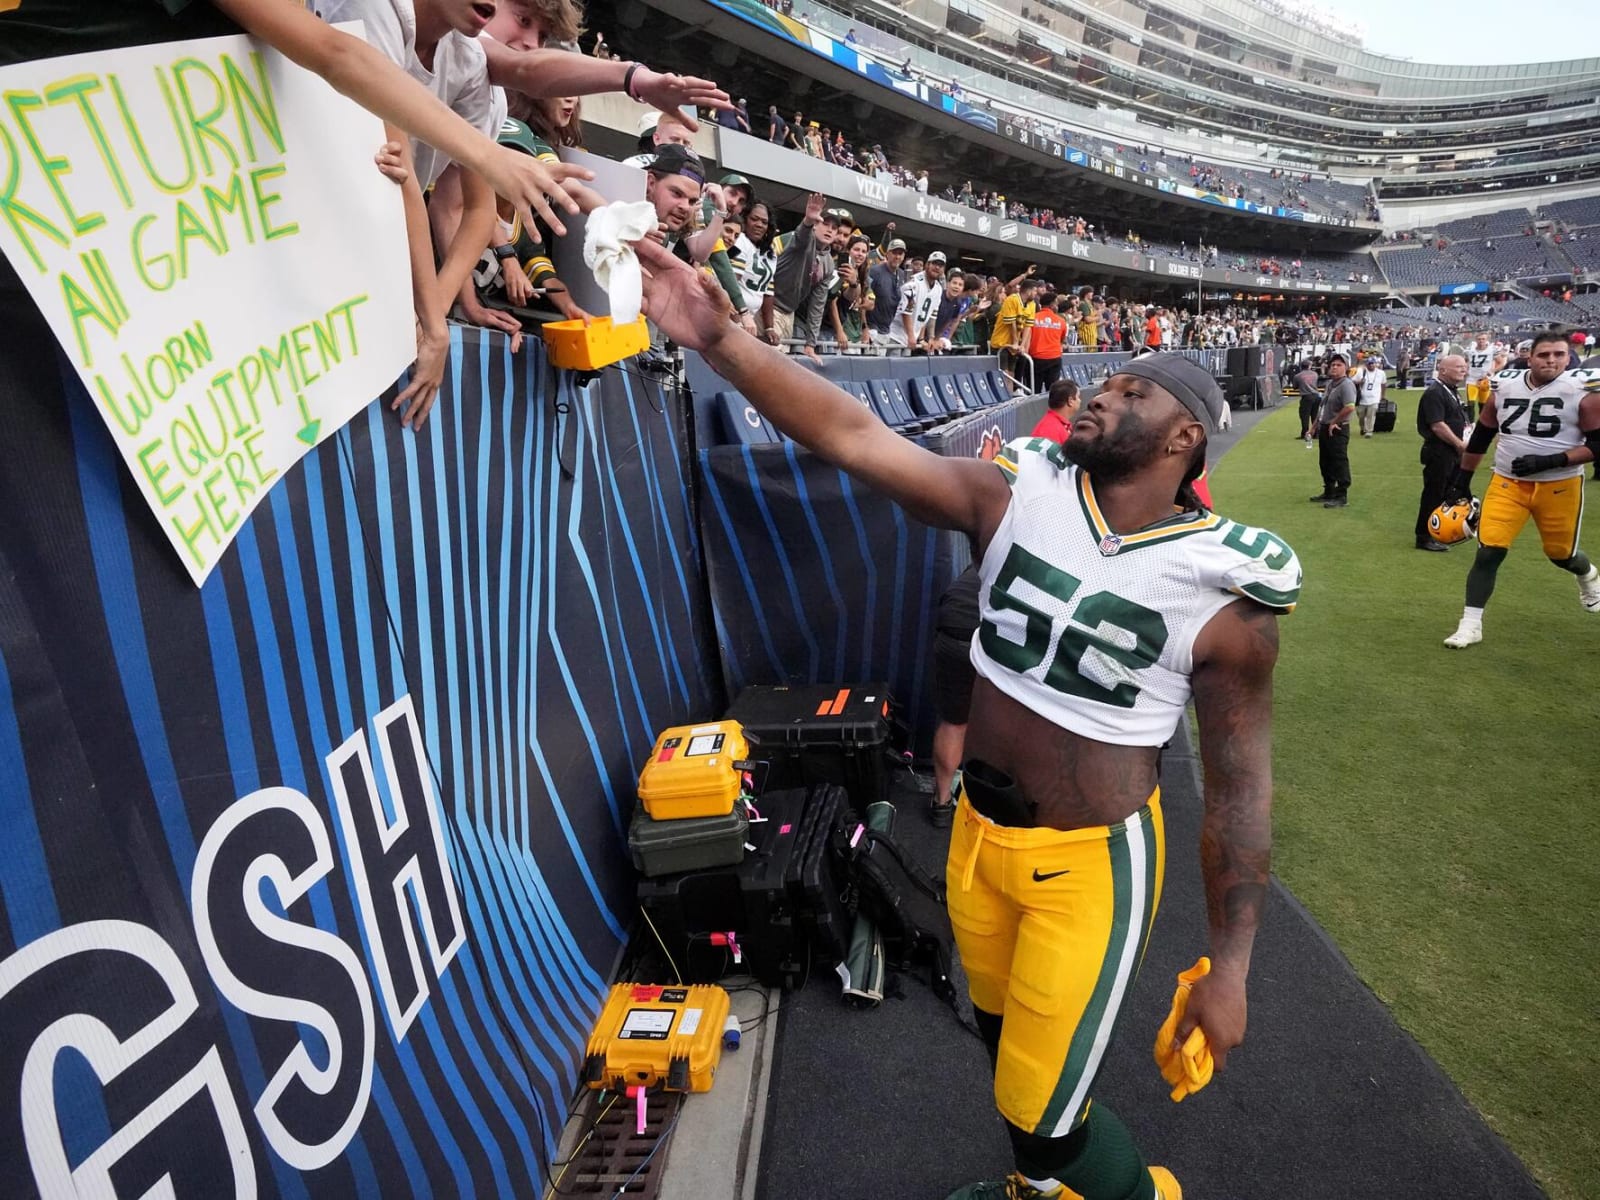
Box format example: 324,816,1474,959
642,146,756,332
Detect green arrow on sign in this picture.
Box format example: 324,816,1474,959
295,393,320,445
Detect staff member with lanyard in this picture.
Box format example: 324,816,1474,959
1311,353,1356,509
1414,355,1469,551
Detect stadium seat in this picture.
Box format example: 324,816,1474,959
903,376,952,421
934,374,967,413
983,370,1013,406
883,378,941,431
954,374,987,411
866,379,931,433
718,391,781,445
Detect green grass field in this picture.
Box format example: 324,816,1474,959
1209,390,1600,1200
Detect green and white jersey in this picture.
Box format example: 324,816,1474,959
1488,368,1600,482
735,233,777,313
971,438,1301,747
1465,346,1499,381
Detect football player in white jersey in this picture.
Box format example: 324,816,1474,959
1462,333,1505,422
633,239,1300,1200
1442,330,1600,647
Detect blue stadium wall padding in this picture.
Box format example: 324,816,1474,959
686,350,1018,443
697,442,955,753
0,324,720,1197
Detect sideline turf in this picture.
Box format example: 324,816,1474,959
1209,390,1600,1200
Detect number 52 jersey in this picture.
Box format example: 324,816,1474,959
1488,368,1600,483
972,439,1302,747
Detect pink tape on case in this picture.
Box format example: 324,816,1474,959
849,824,864,848
628,1086,647,1134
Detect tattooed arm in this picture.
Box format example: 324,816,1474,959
1175,597,1279,1070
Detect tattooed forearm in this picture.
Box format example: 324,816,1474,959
1193,600,1279,975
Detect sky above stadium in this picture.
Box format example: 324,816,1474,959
1335,0,1600,64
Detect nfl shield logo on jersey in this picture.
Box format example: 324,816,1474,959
1098,533,1124,556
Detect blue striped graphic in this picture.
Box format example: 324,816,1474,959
740,445,820,679
700,452,787,679
68,387,310,1200
783,441,849,682
0,647,59,943
7,330,719,1196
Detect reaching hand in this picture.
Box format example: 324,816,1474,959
803,191,826,225
482,146,593,241
631,68,732,126
501,259,535,308
560,177,609,214
636,238,736,353
549,288,594,324
458,294,525,355
394,318,447,432
374,141,408,185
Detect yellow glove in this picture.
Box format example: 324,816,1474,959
1153,956,1215,1102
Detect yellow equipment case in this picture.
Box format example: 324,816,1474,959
636,722,749,819
582,983,731,1093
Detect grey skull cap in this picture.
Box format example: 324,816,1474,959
1111,353,1224,435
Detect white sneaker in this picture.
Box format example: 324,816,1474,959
1579,568,1600,613
1443,619,1483,649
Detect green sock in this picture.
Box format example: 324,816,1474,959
1012,1104,1155,1200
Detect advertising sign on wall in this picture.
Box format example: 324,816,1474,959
0,31,414,584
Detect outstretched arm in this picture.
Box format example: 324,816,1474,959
636,240,1010,539
479,40,731,124
212,0,590,236
1179,598,1279,1071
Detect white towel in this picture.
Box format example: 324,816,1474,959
582,200,659,326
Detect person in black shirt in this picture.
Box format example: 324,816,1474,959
1415,354,1469,551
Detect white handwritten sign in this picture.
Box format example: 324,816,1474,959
0,29,413,585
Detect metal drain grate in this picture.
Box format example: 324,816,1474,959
552,1091,684,1198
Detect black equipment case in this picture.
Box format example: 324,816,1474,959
1374,399,1397,433
637,784,851,988
726,684,899,811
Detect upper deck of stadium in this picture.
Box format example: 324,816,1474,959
718,0,1600,189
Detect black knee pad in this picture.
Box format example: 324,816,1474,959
1474,544,1508,570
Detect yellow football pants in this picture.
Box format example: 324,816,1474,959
1478,471,1585,558
946,787,1165,1139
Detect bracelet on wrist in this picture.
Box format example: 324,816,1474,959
492,243,518,261
623,62,643,101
